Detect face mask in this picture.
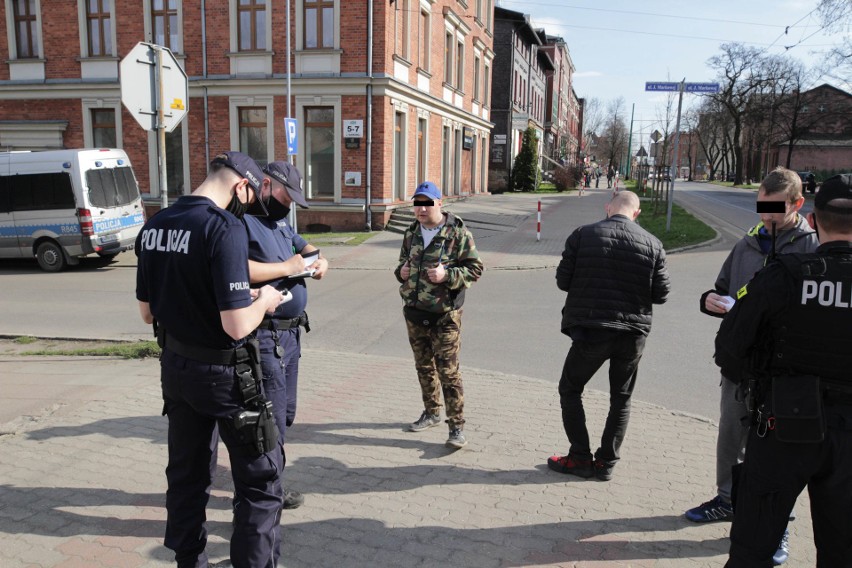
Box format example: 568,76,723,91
264,195,291,221
226,187,249,219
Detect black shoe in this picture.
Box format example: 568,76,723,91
547,454,594,478
593,459,614,481
283,489,304,510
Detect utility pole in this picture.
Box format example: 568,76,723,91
625,103,635,179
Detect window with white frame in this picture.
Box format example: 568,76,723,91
91,108,116,147
418,5,430,71
11,0,39,58
473,54,480,101
304,0,333,49
455,39,464,92
443,31,453,84
86,0,111,56
304,107,335,198
152,0,179,51
238,107,268,165
397,0,410,60
416,116,427,185
238,0,266,51
483,60,491,106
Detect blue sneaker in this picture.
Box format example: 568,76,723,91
684,495,734,522
773,528,790,565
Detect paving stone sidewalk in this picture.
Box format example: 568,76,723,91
0,349,816,567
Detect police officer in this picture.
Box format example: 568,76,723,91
136,151,287,568
716,173,852,567
243,161,328,509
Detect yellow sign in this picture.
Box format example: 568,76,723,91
170,98,185,110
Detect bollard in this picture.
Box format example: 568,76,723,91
536,200,541,242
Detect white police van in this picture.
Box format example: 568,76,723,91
0,148,145,271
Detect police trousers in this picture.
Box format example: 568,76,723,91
160,349,283,568
257,326,302,443
726,402,852,568
405,308,465,429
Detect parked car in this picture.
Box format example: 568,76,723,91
798,171,817,193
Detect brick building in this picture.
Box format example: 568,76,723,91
0,0,496,230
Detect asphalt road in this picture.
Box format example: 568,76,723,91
0,181,791,422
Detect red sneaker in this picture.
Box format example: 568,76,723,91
547,454,594,478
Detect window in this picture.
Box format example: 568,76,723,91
393,111,405,200
304,0,333,49
418,7,430,71
473,55,480,101
238,0,266,51
441,125,451,193
304,107,334,198
9,173,75,211
152,0,178,50
475,0,482,22
444,31,453,84
91,109,116,147
239,107,268,165
165,123,185,197
13,0,38,58
416,117,427,185
86,167,140,208
456,40,464,91
483,62,490,106
86,0,111,56
398,0,410,60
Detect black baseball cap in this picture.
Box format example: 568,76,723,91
210,151,267,214
815,174,852,214
262,161,309,209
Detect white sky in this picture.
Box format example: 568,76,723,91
496,0,846,146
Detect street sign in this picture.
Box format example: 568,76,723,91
120,42,187,132
645,82,679,92
343,119,363,138
685,82,720,93
284,118,298,155
650,130,662,142
636,146,648,157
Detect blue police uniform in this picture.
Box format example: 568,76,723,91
136,195,283,568
244,214,309,442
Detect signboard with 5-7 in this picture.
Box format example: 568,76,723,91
343,119,363,138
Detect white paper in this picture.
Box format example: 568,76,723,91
719,295,736,311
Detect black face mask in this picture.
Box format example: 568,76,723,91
264,196,291,222
226,188,249,219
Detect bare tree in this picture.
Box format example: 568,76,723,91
695,97,732,181
707,43,770,185
581,97,605,153
598,97,628,173
817,0,852,85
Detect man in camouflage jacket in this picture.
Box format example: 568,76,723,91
394,181,484,449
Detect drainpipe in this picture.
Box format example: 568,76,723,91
365,0,373,230
201,0,209,165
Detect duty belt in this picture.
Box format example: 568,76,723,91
258,311,310,332
157,328,245,365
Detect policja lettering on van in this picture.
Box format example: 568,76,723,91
801,279,852,308
140,228,191,254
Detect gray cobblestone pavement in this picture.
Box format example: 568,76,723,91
0,188,818,566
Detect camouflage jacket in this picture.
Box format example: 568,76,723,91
394,212,484,313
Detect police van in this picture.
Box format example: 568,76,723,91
0,148,146,271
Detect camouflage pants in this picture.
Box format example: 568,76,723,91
404,309,465,429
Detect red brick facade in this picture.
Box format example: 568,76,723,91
0,0,495,231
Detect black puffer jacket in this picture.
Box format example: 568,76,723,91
557,214,670,337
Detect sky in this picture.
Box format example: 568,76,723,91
495,0,847,149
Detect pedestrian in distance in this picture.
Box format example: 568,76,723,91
685,166,817,565
595,165,601,188
243,161,329,511
548,191,670,481
607,165,614,189
395,181,484,449
715,173,852,568
135,151,288,568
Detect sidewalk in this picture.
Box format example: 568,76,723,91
0,188,817,567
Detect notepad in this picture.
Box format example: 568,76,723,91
287,249,319,279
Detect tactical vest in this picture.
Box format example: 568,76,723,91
771,249,852,385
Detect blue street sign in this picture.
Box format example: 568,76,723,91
685,82,720,93
284,118,298,155
645,82,679,92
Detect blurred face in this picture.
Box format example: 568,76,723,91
757,187,803,231
413,196,443,228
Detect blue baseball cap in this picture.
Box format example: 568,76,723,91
263,161,309,209
815,174,852,212
413,181,442,201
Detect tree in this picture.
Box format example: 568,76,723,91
707,43,770,186
511,127,539,192
598,97,628,172
817,0,852,85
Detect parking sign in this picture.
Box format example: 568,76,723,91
284,118,298,155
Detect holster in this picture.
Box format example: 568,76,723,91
231,400,279,455
771,374,825,443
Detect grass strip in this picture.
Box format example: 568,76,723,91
21,341,161,359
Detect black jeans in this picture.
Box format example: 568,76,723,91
558,332,646,464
